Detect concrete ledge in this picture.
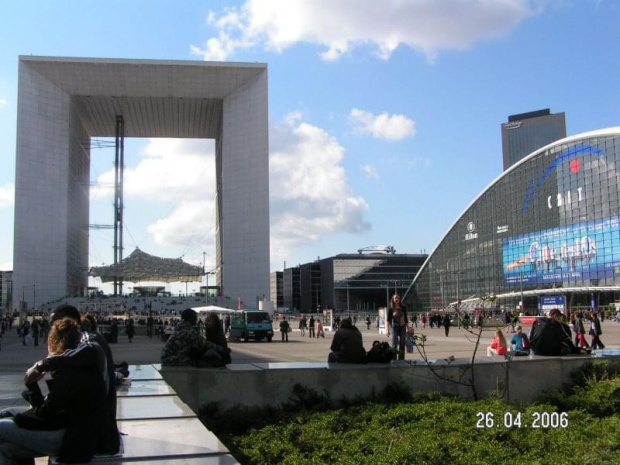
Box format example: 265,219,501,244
161,355,620,412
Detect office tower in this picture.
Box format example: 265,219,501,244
501,109,566,170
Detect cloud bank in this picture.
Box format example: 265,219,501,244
270,114,370,263
91,117,369,267
191,0,537,61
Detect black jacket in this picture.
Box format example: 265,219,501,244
330,327,366,363
38,337,120,455
387,306,408,327
16,345,107,463
529,317,576,356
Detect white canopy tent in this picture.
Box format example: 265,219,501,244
192,305,239,314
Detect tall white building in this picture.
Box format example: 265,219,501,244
13,56,270,309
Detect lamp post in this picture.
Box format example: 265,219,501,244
451,271,462,305
346,285,350,312
437,270,446,309
385,284,390,310
519,270,525,314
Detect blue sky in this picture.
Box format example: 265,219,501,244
1,1,619,295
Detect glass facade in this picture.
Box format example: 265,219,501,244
406,129,620,313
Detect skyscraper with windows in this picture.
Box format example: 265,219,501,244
501,109,566,170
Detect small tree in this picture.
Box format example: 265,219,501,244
413,294,504,400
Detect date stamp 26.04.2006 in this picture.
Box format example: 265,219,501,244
476,411,568,429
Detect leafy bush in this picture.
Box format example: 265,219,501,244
200,368,620,464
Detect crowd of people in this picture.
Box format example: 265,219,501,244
0,295,616,462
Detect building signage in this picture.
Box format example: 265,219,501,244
502,215,620,286
465,222,478,241
505,121,522,130
521,145,605,213
496,225,509,234
540,295,564,311
547,187,584,209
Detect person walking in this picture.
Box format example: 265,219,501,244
443,313,451,337
574,311,589,349
31,319,40,346
308,315,316,338
280,317,290,343
588,310,605,350
387,294,408,360
299,315,307,337
126,318,135,343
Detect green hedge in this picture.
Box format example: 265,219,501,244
200,361,620,465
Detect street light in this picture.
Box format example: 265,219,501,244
346,285,350,312
519,270,525,314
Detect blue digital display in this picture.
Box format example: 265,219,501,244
503,215,620,285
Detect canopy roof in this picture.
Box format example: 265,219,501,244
89,248,203,283
192,305,238,314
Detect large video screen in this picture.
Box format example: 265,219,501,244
503,215,620,286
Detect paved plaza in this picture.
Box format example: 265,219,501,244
2,319,620,409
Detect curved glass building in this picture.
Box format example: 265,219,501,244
404,127,620,314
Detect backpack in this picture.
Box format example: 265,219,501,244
365,341,396,363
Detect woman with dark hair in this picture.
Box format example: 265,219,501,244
0,317,107,464
205,313,228,348
387,294,408,360
201,313,232,367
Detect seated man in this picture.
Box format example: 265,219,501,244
529,309,587,356
0,317,107,464
23,304,120,456
328,318,366,364
162,309,230,367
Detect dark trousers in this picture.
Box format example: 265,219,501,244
591,334,605,350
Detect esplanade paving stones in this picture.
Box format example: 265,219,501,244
2,320,619,406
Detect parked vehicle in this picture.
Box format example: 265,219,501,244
230,310,274,342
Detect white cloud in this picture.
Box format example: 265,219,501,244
0,261,12,271
0,99,7,108
91,122,369,269
0,184,14,207
270,115,370,265
362,164,380,180
191,0,537,61
350,108,416,141
91,139,216,251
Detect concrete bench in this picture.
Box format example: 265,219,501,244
47,364,237,464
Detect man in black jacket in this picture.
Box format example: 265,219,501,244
24,305,120,456
529,309,580,356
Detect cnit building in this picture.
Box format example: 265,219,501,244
404,127,620,314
